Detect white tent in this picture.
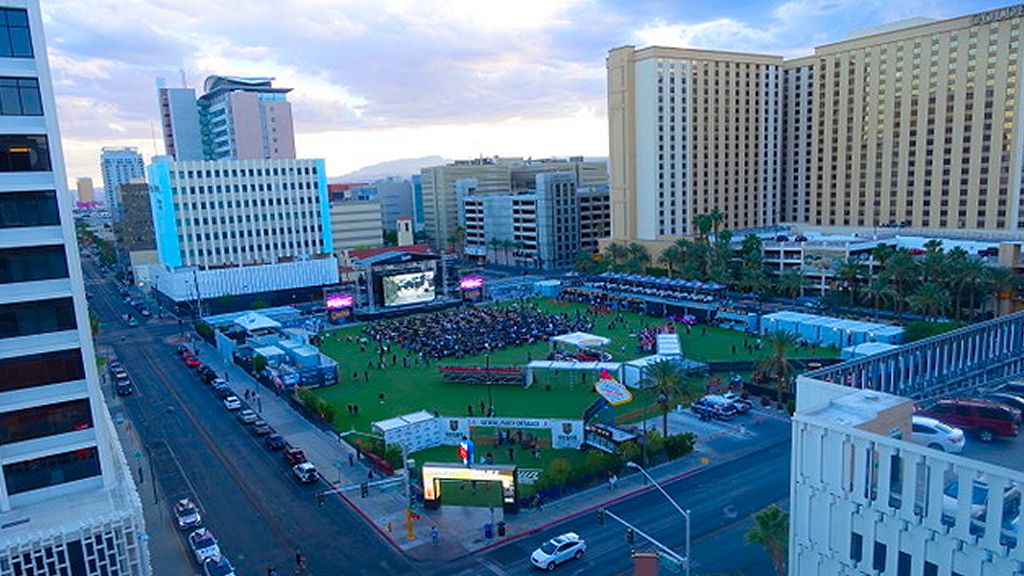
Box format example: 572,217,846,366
550,332,611,349
233,312,281,332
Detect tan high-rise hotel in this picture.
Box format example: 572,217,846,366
609,5,1024,243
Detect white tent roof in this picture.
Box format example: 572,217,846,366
233,312,281,332
550,332,611,348
373,410,436,433
527,360,621,372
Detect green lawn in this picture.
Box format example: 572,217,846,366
314,298,837,432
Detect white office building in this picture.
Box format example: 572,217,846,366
147,157,338,306
99,147,144,222
0,3,149,574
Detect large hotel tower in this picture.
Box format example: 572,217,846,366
610,5,1024,244
0,3,148,575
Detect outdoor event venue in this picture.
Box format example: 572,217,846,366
311,297,839,494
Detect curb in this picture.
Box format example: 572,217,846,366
426,434,792,563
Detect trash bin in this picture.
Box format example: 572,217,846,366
484,523,494,539
497,521,506,537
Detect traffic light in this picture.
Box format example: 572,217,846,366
360,482,369,498
597,508,605,525
625,528,635,546
317,492,326,508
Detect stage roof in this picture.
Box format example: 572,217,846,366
550,332,612,348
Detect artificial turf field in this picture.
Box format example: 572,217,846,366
314,298,836,434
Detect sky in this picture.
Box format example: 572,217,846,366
41,0,1001,186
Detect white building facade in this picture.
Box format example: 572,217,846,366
0,3,149,574
99,147,144,222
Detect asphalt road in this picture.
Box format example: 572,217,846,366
444,439,791,576
83,254,790,576
84,258,416,576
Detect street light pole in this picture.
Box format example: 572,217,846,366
625,461,690,576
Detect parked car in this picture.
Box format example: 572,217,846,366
910,416,966,454
252,421,272,436
223,395,242,411
176,343,191,355
917,398,1021,442
209,377,226,387
530,532,587,571
292,462,319,483
985,393,1024,415
942,479,1021,528
720,391,753,414
212,383,233,398
284,447,307,466
202,557,236,576
691,396,738,420
265,434,286,450
115,376,134,396
198,367,218,384
187,528,220,564
183,355,201,368
173,498,202,530
139,308,151,317
237,409,258,424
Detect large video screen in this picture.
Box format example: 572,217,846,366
383,271,436,307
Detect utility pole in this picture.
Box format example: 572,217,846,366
599,508,687,572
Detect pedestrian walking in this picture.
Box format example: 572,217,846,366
430,525,439,545
348,452,355,466
507,447,514,462
609,473,618,490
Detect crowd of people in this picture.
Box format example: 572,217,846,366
362,303,593,359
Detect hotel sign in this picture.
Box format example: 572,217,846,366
971,5,1024,25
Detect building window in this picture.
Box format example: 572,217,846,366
0,134,50,172
3,446,101,495
0,77,40,115
0,297,76,337
850,532,863,562
0,9,32,58
0,190,58,227
0,245,68,283
0,398,93,444
872,542,887,572
0,349,85,392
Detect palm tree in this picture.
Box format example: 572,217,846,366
658,244,684,277
878,248,919,318
755,330,799,405
694,213,714,242
835,258,867,306
708,209,726,238
487,237,502,265
746,505,789,576
865,277,890,319
908,282,950,320
641,359,684,438
777,270,804,299
604,242,628,269
985,266,1021,317
625,242,651,273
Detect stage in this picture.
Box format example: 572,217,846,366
354,297,463,321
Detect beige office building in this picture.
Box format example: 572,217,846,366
420,156,607,249
608,46,782,242
75,176,94,203
610,5,1024,241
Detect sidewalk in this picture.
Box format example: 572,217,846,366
182,334,791,562
98,347,198,576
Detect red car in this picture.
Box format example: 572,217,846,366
917,398,1021,442
284,448,307,466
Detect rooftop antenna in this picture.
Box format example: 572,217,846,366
149,121,159,157
179,68,187,88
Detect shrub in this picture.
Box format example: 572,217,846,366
665,433,696,459
252,353,268,374
195,321,215,340
541,458,574,489
616,440,642,465
786,399,796,416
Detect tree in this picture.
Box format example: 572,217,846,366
658,243,684,277
574,250,605,275
708,230,734,284
252,353,268,374
878,248,919,318
708,209,726,238
746,504,789,576
754,330,799,405
984,266,1021,317
739,234,767,295
694,213,714,242
641,359,684,438
604,242,629,269
777,270,804,299
835,258,867,306
908,282,950,320
624,242,651,274
865,277,890,319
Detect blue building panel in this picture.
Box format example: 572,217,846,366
147,160,182,267
316,159,332,254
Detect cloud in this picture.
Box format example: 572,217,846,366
39,0,997,183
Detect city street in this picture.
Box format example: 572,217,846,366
84,255,789,576
441,439,789,575
84,258,415,576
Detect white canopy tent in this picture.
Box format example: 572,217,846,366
233,312,282,332
550,332,611,349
